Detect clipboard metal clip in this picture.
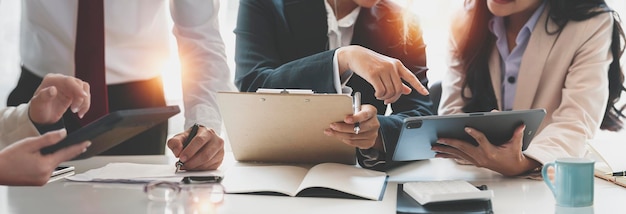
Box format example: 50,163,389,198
256,88,314,94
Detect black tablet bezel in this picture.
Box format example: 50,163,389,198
40,105,180,160
392,109,546,161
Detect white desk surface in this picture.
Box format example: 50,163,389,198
1,153,625,214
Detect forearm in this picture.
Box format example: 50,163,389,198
439,38,470,115
336,46,355,76
236,50,338,93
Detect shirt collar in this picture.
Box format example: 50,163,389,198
489,1,546,46
324,1,361,34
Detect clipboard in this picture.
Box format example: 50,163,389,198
217,91,356,165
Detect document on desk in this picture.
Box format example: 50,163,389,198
221,163,388,200
66,163,222,183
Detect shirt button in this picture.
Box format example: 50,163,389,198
507,76,516,84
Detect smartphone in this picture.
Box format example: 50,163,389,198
48,166,76,183
182,175,223,184
52,166,75,177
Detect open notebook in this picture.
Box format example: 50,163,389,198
221,163,388,200
587,134,626,188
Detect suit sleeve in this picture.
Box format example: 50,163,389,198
524,14,613,164
369,93,433,171
357,6,433,171
0,104,40,149
439,13,469,116
234,0,337,93
371,69,433,170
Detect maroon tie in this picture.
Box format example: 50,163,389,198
75,0,108,125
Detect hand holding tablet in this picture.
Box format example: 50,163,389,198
40,106,180,160
393,109,546,161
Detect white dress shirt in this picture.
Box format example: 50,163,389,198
324,2,384,166
324,0,360,94
20,0,233,131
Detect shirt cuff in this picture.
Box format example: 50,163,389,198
358,130,388,168
358,147,386,168
332,49,354,94
33,118,65,135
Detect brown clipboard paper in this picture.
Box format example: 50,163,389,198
217,91,356,165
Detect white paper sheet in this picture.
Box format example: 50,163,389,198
588,131,626,172
67,163,222,183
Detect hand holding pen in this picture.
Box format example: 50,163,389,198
324,91,382,150
175,124,199,173
167,123,225,171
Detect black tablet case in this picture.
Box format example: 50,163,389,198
397,184,493,214
393,109,546,161
40,105,180,159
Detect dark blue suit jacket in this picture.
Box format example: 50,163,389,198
234,0,434,171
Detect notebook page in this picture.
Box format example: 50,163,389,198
298,163,387,200
221,165,309,196
588,134,626,172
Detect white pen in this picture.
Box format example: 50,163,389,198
353,92,361,134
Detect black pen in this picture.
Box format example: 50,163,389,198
175,123,200,173
353,92,361,134
612,171,626,176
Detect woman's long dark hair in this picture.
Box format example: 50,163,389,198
456,0,626,131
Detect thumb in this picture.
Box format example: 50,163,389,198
29,86,60,124
167,135,185,157
346,104,375,124
35,129,67,149
509,125,526,147
49,141,90,164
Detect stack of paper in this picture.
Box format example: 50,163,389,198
67,163,222,183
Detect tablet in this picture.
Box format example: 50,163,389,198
392,109,546,161
40,105,180,160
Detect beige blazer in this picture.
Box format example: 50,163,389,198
0,104,40,149
439,6,614,164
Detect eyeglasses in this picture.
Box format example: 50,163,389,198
144,181,225,204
